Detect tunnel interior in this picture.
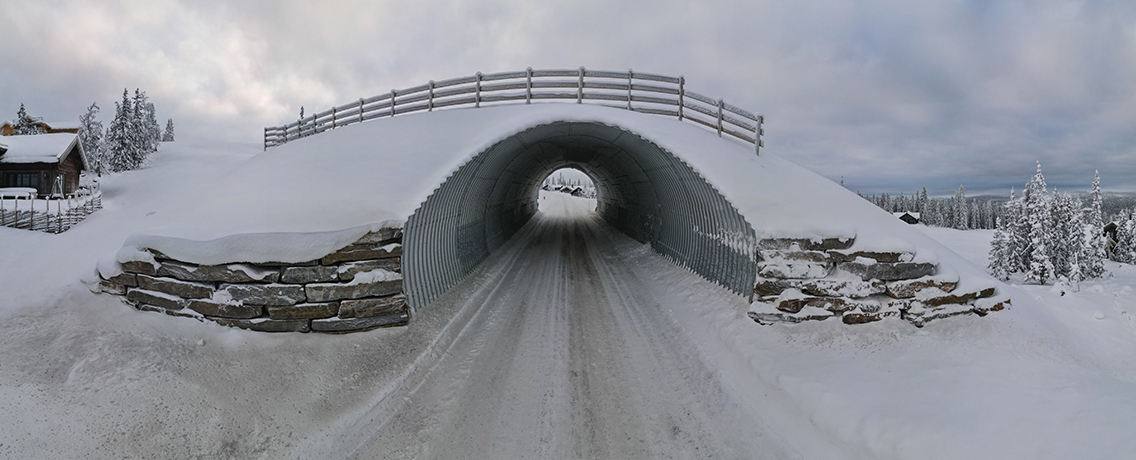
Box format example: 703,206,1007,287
403,121,758,310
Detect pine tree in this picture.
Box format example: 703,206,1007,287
989,192,1014,280
162,118,174,142
104,89,134,172
77,102,103,175
1084,171,1108,277
1048,191,1084,283
13,103,41,135
953,185,968,230
1024,163,1054,284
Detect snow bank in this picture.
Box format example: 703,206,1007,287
119,220,402,265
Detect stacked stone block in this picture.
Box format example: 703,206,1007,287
94,226,409,334
748,237,1008,327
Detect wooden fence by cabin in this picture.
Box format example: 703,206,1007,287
264,67,764,154
0,186,102,233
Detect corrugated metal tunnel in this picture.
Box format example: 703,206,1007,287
403,121,758,310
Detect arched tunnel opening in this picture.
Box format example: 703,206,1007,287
402,121,759,310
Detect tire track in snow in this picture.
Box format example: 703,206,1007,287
349,195,777,459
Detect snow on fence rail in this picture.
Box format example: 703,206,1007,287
0,185,103,233
263,67,764,154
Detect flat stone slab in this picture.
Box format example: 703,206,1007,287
827,249,915,264
322,243,402,265
758,260,830,279
104,272,137,287
914,286,995,307
337,259,401,282
185,299,263,319
219,283,306,306
208,317,311,333
312,311,410,333
748,305,835,325
98,280,127,295
886,275,959,299
973,296,1011,315
339,295,408,319
138,304,202,319
758,237,854,251
280,266,340,284
158,262,280,284
267,302,340,320
306,277,402,303
354,226,403,245
126,288,183,310
137,274,213,300
120,260,159,276
838,261,936,281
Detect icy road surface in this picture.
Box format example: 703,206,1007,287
345,192,786,459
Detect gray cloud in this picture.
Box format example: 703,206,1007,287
2,0,1135,195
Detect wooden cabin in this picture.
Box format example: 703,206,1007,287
893,211,921,225
0,134,87,197
0,118,79,136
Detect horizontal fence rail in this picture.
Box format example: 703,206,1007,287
264,67,764,154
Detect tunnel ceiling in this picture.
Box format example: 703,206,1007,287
403,121,758,310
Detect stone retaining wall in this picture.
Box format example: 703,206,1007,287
748,237,1010,327
92,225,409,334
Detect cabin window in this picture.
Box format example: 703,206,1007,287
5,172,39,189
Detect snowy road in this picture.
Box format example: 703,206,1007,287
346,193,779,459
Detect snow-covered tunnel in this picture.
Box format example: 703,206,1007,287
403,121,758,309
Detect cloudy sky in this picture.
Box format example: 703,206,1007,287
3,0,1135,195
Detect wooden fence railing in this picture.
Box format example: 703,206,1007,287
264,67,764,154
0,186,102,234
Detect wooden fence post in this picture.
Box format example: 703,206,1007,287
627,69,633,110
756,115,764,156
359,98,364,123
475,72,482,108
332,106,337,129
263,127,267,151
678,76,685,121
526,67,532,104
578,67,585,103
390,90,396,117
717,99,724,137
428,81,435,112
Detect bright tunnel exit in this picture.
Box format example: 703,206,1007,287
539,167,598,216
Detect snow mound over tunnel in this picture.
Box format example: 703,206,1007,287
107,104,996,310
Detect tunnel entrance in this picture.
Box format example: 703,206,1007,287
403,121,758,310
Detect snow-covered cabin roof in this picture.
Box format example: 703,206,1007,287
893,211,921,219
41,120,79,131
0,133,82,165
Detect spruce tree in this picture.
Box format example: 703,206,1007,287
1024,163,1054,284
954,185,968,230
1084,171,1108,277
78,102,103,175
162,118,174,142
104,89,134,172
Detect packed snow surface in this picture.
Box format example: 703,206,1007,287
1,106,1135,458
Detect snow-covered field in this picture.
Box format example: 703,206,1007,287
3,111,1136,458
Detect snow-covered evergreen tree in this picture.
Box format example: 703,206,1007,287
1023,163,1054,284
1048,191,1085,284
1112,210,1136,264
104,89,134,172
1083,171,1108,277
953,186,968,230
162,118,174,142
13,103,41,135
77,102,103,175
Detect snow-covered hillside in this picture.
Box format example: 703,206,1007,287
1,105,1135,458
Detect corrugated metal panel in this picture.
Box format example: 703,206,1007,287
403,121,757,311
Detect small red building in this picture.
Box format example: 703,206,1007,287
0,133,87,197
